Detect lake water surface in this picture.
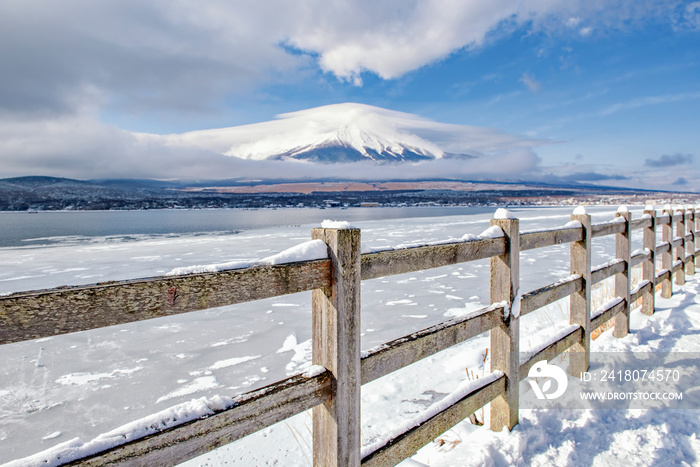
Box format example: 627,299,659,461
0,206,498,247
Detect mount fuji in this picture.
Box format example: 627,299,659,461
150,103,538,164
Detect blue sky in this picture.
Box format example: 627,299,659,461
1,0,699,191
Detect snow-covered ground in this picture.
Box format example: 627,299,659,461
178,275,700,467
2,206,697,466
408,276,700,466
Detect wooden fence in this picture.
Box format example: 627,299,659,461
1,205,699,466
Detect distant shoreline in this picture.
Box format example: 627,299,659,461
1,176,697,212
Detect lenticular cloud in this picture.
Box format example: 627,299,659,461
147,103,544,164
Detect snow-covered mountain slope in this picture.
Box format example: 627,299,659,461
147,103,537,163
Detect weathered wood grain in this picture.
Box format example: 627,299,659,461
361,375,506,467
630,217,652,230
360,237,506,281
696,212,700,269
312,227,362,467
662,210,674,298
569,213,591,377
591,259,625,285
686,212,696,275
0,259,331,345
519,326,583,379
591,220,626,238
631,250,651,268
631,217,652,230
519,225,582,251
642,209,656,316
656,214,671,225
655,269,671,286
613,211,631,338
630,280,652,305
656,242,671,255
360,305,503,385
520,276,583,318
489,218,519,432
64,370,331,467
673,260,684,273
591,299,626,330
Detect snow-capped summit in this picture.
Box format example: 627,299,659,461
151,103,537,164
251,103,451,162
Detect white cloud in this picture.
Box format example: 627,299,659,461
285,0,682,83
2,105,694,193
673,1,700,29
0,112,243,180
212,150,542,182
0,0,692,182
519,73,542,93
152,103,545,160
288,0,525,83
0,0,686,119
538,161,700,192
600,91,700,116
0,104,545,181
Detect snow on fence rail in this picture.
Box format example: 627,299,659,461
1,206,699,466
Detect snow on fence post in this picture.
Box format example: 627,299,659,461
569,208,591,377
662,207,674,299
613,208,631,338
489,211,520,432
686,208,695,276
676,209,686,286
642,207,656,316
311,226,362,467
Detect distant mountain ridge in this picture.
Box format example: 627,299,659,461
0,175,678,212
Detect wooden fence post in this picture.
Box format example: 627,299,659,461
695,207,700,270
489,211,520,432
569,209,591,377
662,207,673,299
676,208,686,286
686,208,695,276
613,208,631,338
642,207,656,316
311,227,362,467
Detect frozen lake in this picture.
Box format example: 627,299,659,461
0,205,643,464
0,206,497,248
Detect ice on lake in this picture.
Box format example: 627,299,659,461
0,206,640,464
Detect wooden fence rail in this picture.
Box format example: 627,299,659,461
1,205,699,466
